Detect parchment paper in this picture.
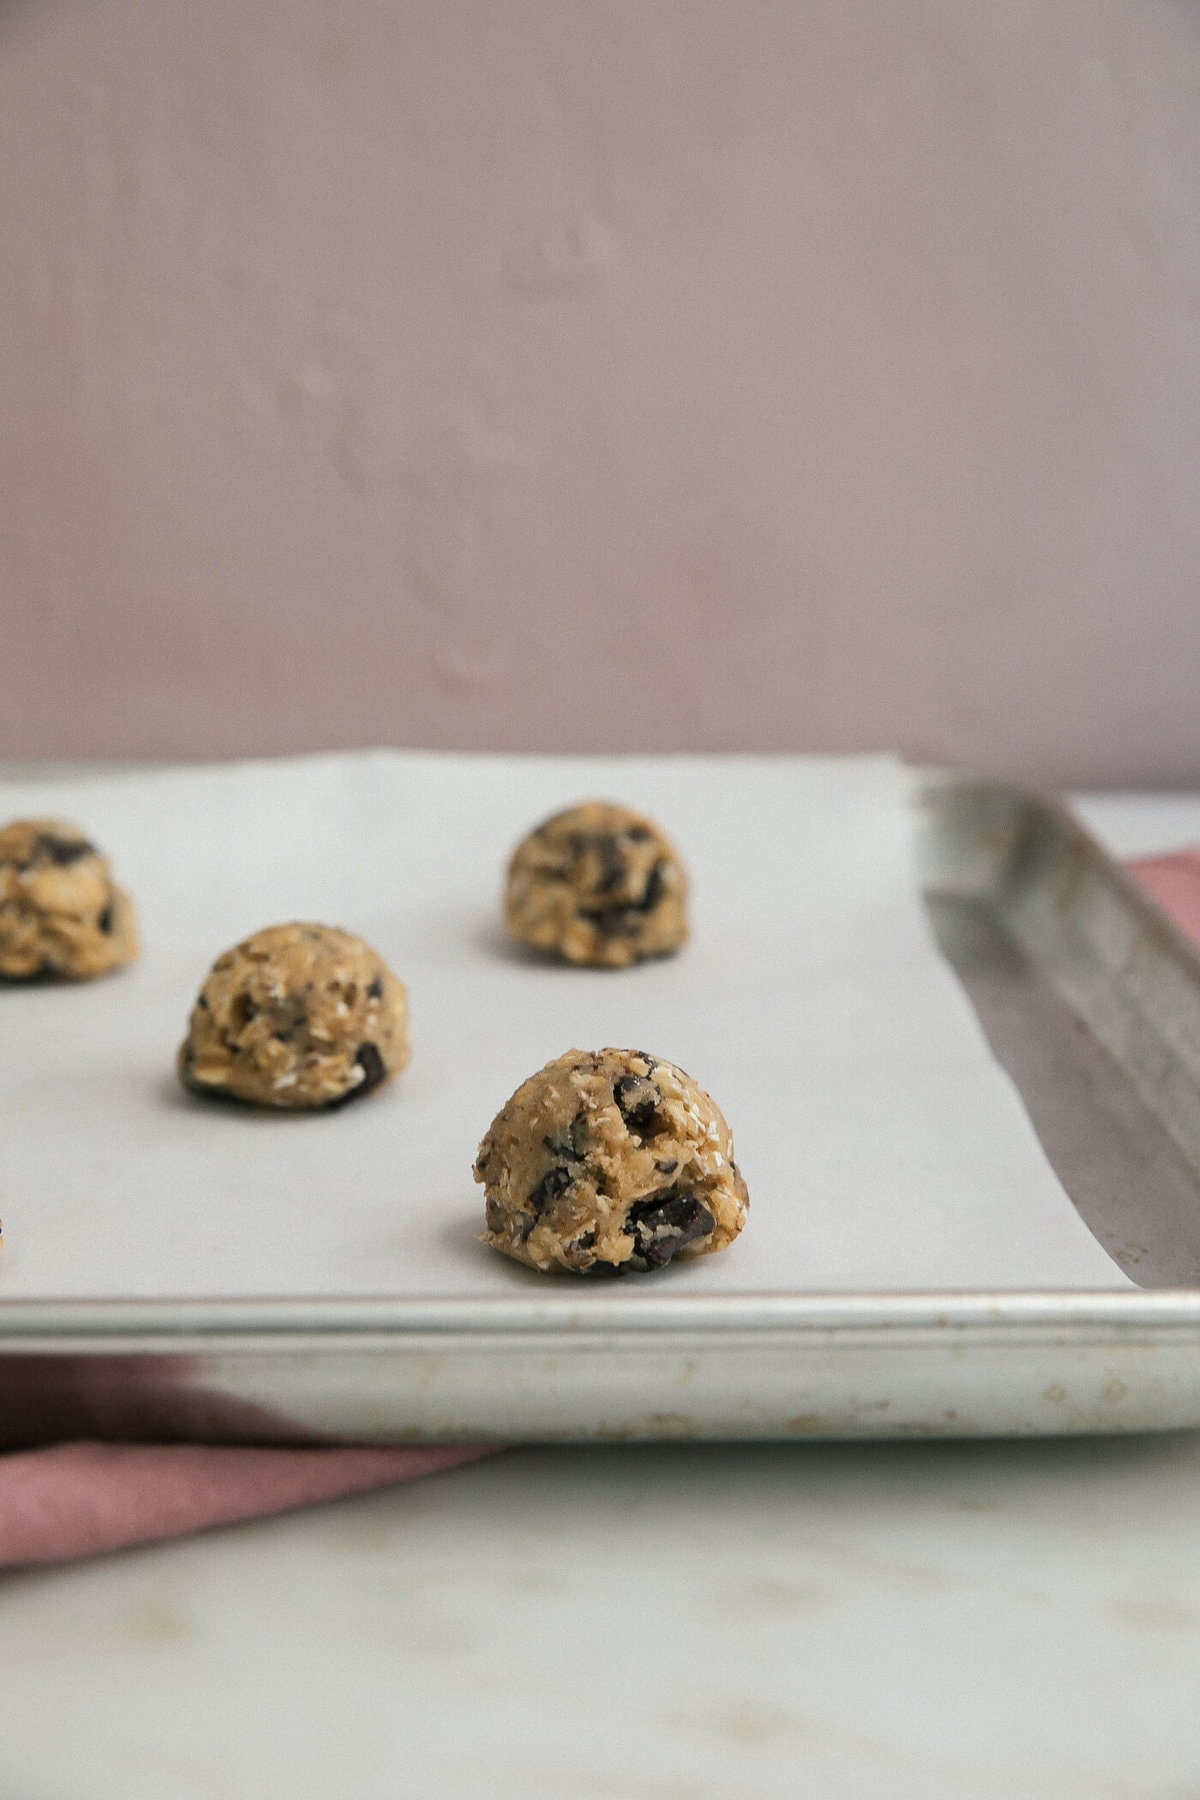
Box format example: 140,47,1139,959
0,752,1129,1299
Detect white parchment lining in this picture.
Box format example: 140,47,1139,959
0,752,1129,1299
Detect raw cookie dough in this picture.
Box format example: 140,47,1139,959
0,818,139,980
504,802,688,968
475,1048,749,1273
178,923,408,1110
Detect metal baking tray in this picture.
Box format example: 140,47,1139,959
3,769,1200,1446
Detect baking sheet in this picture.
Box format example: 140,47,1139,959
0,752,1130,1300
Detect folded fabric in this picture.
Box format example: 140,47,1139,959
1124,847,1200,942
1,845,1197,1572
0,1441,495,1568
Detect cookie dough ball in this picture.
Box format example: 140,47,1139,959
0,818,138,980
178,923,408,1110
504,802,688,969
475,1048,748,1274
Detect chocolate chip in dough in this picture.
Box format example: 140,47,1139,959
624,1190,716,1271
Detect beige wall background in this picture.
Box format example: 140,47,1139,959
1,0,1198,785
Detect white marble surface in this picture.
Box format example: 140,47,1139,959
2,793,1200,1800
4,1437,1200,1800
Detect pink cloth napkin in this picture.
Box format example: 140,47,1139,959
0,1441,495,1567
1123,848,1200,941
3,845,1198,1571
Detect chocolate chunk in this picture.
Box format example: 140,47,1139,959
366,975,384,1001
624,1190,715,1270
638,860,665,911
543,1130,583,1165
354,1041,387,1095
97,902,114,934
576,902,640,938
527,1162,574,1216
613,1073,660,1129
578,861,668,936
485,1197,506,1234
654,1157,678,1175
590,833,627,896
322,1041,389,1109
563,1228,596,1270
32,834,95,867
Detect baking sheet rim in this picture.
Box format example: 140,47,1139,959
1,764,1198,1350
